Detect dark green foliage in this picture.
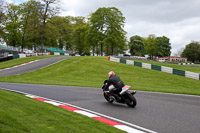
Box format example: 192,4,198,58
144,34,158,59
1,0,58,51
129,35,145,56
156,36,171,57
45,16,73,50
143,34,171,59
87,7,127,56
181,41,200,63
72,17,91,55
3,4,22,47
1,3,127,55
0,0,4,41
19,0,43,50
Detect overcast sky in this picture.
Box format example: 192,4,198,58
8,0,200,55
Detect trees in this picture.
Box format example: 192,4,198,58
72,17,90,55
3,3,22,47
144,34,158,59
40,0,59,50
1,0,60,51
63,16,74,51
142,34,171,59
156,36,171,57
181,41,200,63
88,7,127,56
0,0,5,42
45,16,90,54
129,35,145,56
20,0,43,51
45,16,73,49
20,1,33,50
0,0,3,20
2,0,175,57
2,3,128,55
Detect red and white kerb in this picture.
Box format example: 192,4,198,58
26,95,145,133
0,60,39,71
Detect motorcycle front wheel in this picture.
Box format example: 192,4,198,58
125,92,137,107
103,93,113,103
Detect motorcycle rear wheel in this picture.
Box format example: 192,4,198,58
103,93,113,103
125,92,137,107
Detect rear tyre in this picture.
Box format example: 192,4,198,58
125,92,137,107
104,93,113,103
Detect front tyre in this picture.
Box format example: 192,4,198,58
125,92,137,107
103,93,113,103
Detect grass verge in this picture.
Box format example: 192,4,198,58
0,56,199,95
0,55,62,69
128,59,200,73
0,89,124,133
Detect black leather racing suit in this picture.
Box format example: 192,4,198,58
105,75,125,96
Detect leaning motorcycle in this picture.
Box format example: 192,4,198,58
102,80,137,108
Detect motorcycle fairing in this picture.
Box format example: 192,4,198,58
120,86,131,95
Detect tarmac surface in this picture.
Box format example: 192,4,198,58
0,56,72,77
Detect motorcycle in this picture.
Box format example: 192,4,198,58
102,80,137,108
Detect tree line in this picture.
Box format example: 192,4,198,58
0,0,127,56
129,34,171,59
128,34,200,63
0,0,173,57
181,41,200,63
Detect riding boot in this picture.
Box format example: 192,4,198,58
131,91,136,95
110,93,120,101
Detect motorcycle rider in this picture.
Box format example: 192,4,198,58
104,71,125,101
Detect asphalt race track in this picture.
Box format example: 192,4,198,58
0,56,200,133
0,56,72,77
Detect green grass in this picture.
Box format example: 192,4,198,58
0,89,125,133
0,56,200,95
0,55,62,69
129,59,200,73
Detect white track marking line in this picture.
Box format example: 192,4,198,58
44,101,62,106
74,110,99,117
114,125,146,133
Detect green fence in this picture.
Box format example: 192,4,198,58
120,58,126,64
173,69,185,77
151,64,161,71
134,61,142,67
109,56,200,80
